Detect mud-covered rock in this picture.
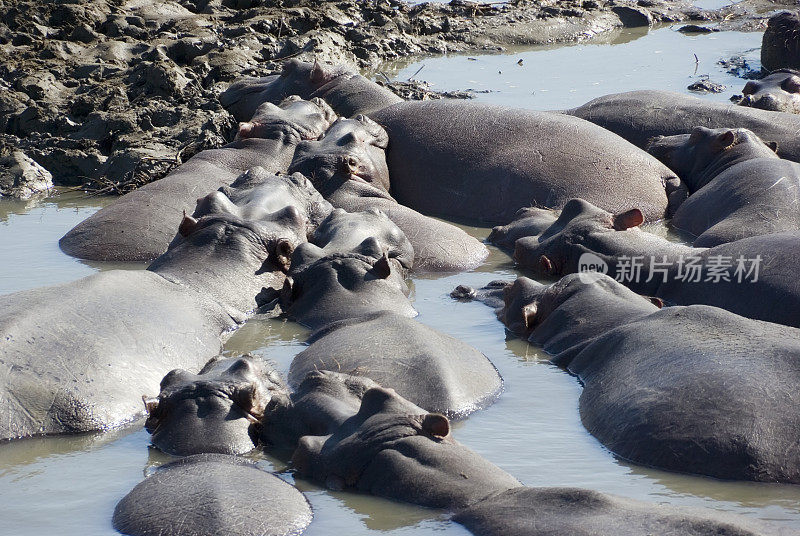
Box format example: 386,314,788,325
0,151,53,198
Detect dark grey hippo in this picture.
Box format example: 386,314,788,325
220,59,402,121
260,371,380,450
289,311,503,420
113,453,312,536
509,198,800,327
143,355,285,456
59,96,335,262
566,90,800,163
762,11,800,72
481,273,800,484
647,126,800,246
453,486,792,536
290,115,488,272
737,69,800,114
370,99,685,224
0,173,311,440
487,207,559,252
292,386,520,508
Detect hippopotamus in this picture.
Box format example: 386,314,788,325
288,311,503,419
647,126,800,246
59,96,335,262
487,207,559,252
507,198,800,327
220,59,403,121
472,273,800,484
113,454,312,536
566,90,800,163
260,371,380,450
143,355,285,456
292,386,520,508
736,70,800,114
761,11,800,72
453,486,791,536
369,100,685,224
0,172,311,440
289,115,488,271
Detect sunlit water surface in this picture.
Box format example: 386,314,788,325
2,24,799,536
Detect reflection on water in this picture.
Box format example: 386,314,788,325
381,25,761,110
1,24,800,536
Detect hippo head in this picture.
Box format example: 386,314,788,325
260,370,380,449
236,95,336,142
737,70,800,114
487,207,560,251
294,207,414,271
189,168,332,241
289,115,391,195
511,198,644,278
647,126,778,191
143,355,286,456
277,59,352,99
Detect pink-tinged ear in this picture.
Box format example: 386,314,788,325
648,296,664,308
372,253,392,279
275,239,294,273
522,302,538,330
179,211,199,237
142,395,159,414
539,255,554,275
237,122,255,138
766,140,779,153
421,413,450,439
310,60,326,85
716,129,737,150
612,208,644,231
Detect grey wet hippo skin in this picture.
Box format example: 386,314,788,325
453,486,793,536
291,115,488,272
0,184,308,440
221,59,402,121
487,273,800,484
144,355,286,456
370,99,685,224
289,311,503,420
566,90,800,163
260,371,380,449
762,11,800,72
59,96,334,262
113,453,312,536
647,126,800,246
736,70,800,114
487,207,559,252
292,386,520,509
510,198,800,327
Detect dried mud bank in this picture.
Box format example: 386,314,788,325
0,0,772,194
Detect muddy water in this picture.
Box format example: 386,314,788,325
2,25,799,536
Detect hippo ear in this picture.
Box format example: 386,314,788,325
539,255,555,276
279,277,294,308
766,141,779,153
372,253,392,279
612,208,644,231
784,75,800,94
275,239,294,273
647,296,664,308
522,302,538,330
142,395,159,415
421,414,450,439
310,60,326,85
178,211,199,237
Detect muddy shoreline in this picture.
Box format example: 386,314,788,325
0,0,780,194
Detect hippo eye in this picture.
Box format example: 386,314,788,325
742,81,758,95
783,76,800,94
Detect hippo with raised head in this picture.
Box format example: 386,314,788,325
647,126,800,246
507,198,800,327
60,96,335,262
143,355,285,456
761,11,800,72
736,69,800,114
566,90,800,162
220,59,402,121
290,115,488,271
113,454,312,536
474,273,800,484
370,99,685,224
292,386,520,508
0,171,311,440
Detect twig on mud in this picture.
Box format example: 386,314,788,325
379,71,392,83
409,64,425,80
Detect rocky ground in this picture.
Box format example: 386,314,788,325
0,0,782,196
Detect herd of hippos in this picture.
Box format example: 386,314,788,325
6,37,800,536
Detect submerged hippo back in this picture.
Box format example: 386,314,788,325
372,100,682,224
